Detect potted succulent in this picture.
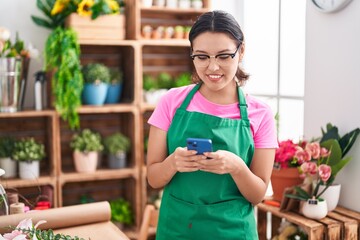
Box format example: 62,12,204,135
12,138,46,179
174,25,184,39
70,129,104,173
184,26,191,39
105,68,124,104
81,63,111,106
174,72,192,87
110,198,133,229
143,73,170,104
0,136,16,178
103,132,131,169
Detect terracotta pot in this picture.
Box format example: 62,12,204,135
270,167,303,202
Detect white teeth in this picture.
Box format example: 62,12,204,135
208,75,221,79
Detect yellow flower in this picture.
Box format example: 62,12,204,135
51,0,70,15
77,0,94,17
106,0,120,13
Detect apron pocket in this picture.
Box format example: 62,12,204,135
163,194,256,240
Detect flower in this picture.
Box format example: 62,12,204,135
274,139,305,169
32,0,124,30
0,28,39,58
0,219,84,240
286,123,360,201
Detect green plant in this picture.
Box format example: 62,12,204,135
1,218,85,240
31,0,121,30
103,133,131,155
70,129,104,153
157,72,173,89
82,63,111,84
109,68,123,84
45,27,83,130
174,25,184,33
109,198,133,225
174,72,192,87
12,138,46,162
0,136,16,158
143,74,158,91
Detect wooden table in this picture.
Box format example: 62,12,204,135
256,202,359,240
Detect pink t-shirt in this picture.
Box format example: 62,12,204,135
148,84,278,148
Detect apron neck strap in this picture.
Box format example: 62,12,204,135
179,84,201,110
179,84,249,121
237,87,249,121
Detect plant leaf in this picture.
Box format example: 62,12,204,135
31,16,54,29
320,123,340,143
321,139,342,166
339,128,360,157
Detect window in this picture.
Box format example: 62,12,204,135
242,0,306,141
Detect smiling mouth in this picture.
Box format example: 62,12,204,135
207,74,222,81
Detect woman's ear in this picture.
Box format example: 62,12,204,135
238,42,245,62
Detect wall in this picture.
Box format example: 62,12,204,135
305,0,360,211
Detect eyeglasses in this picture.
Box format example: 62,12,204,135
190,44,241,67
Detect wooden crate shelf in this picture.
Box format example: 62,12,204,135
257,202,359,240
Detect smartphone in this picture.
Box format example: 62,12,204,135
186,138,213,155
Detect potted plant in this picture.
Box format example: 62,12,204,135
110,198,133,229
0,136,16,178
70,129,104,173
143,73,170,104
12,138,46,180
82,63,111,105
103,132,131,169
174,25,184,39
174,72,192,87
105,68,124,104
184,26,191,39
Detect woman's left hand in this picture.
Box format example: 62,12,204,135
198,150,244,174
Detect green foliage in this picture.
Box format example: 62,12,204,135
157,72,173,89
31,0,78,30
15,227,85,240
45,27,83,130
109,68,123,84
320,123,360,183
0,136,16,158
174,72,192,87
285,186,324,202
143,74,158,91
70,129,104,153
12,138,46,162
110,198,133,225
103,133,131,154
0,32,25,58
82,63,111,84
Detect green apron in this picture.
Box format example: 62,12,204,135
156,84,257,240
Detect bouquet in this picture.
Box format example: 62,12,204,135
0,219,84,240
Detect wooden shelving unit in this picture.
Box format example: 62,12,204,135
0,0,210,236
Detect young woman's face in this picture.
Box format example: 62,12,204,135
191,32,243,92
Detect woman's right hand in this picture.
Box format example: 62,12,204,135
171,147,207,172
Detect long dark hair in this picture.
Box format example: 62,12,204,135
189,10,249,86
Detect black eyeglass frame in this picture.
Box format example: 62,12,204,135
190,43,241,63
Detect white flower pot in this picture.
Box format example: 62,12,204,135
142,0,153,7
19,161,40,179
318,184,341,212
301,199,328,220
73,151,98,173
144,89,168,105
0,157,17,178
178,0,191,8
166,0,177,8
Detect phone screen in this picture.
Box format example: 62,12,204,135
186,138,213,155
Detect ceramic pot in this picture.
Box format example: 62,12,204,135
318,184,341,212
0,157,17,178
270,167,303,202
73,151,98,173
105,83,123,104
301,199,328,220
82,82,109,105
108,151,127,169
19,161,40,179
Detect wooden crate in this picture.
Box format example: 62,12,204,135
257,203,359,240
66,13,126,42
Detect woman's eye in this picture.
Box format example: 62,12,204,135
197,55,209,60
217,54,231,60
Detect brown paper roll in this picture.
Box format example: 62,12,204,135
0,201,110,234
10,202,24,214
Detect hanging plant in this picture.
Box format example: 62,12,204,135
45,27,83,129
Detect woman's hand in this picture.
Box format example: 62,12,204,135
199,150,244,174
171,147,207,172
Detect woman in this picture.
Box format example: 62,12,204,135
147,10,278,239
